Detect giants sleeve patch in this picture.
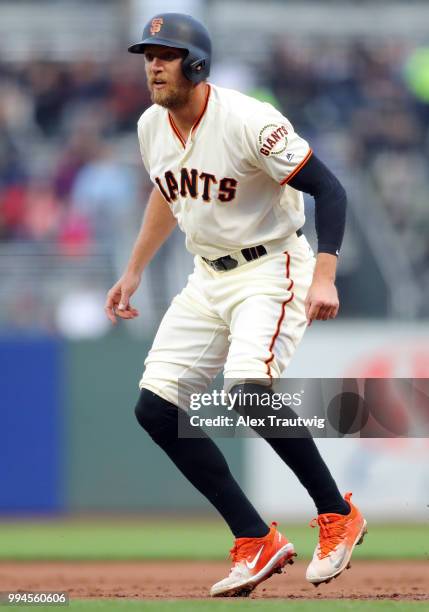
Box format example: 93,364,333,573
258,124,289,157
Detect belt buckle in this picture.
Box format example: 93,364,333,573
203,255,238,271
214,256,238,271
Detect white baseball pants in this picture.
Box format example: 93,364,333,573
140,233,315,410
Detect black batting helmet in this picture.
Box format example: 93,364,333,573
128,13,211,84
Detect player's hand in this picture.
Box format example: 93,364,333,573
104,270,142,325
305,278,339,326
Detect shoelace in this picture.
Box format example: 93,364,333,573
226,540,262,579
228,522,276,564
229,539,262,564
309,514,348,559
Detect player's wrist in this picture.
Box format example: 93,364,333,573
126,262,144,278
313,253,337,283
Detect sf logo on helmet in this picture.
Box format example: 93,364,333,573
150,18,164,36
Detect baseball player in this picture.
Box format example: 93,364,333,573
105,13,367,597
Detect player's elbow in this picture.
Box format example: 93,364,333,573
313,173,347,212
329,178,347,208
335,177,347,201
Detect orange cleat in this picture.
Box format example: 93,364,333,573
210,522,296,597
306,492,368,586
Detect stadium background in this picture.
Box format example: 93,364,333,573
0,0,428,608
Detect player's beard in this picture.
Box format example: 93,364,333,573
150,81,193,110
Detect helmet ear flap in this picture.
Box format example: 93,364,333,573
190,58,206,72
182,55,209,84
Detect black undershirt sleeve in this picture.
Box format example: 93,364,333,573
288,153,347,256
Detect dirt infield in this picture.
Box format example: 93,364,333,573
0,560,427,600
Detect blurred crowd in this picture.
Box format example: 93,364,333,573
0,38,428,331
0,57,151,249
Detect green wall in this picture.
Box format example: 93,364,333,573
65,331,244,512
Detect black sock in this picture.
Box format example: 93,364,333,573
135,390,270,538
265,437,350,515
231,384,350,516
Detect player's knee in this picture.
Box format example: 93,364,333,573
229,383,267,416
134,388,179,443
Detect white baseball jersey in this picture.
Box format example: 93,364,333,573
137,84,312,259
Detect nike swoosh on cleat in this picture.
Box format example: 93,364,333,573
332,549,347,569
246,545,265,569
